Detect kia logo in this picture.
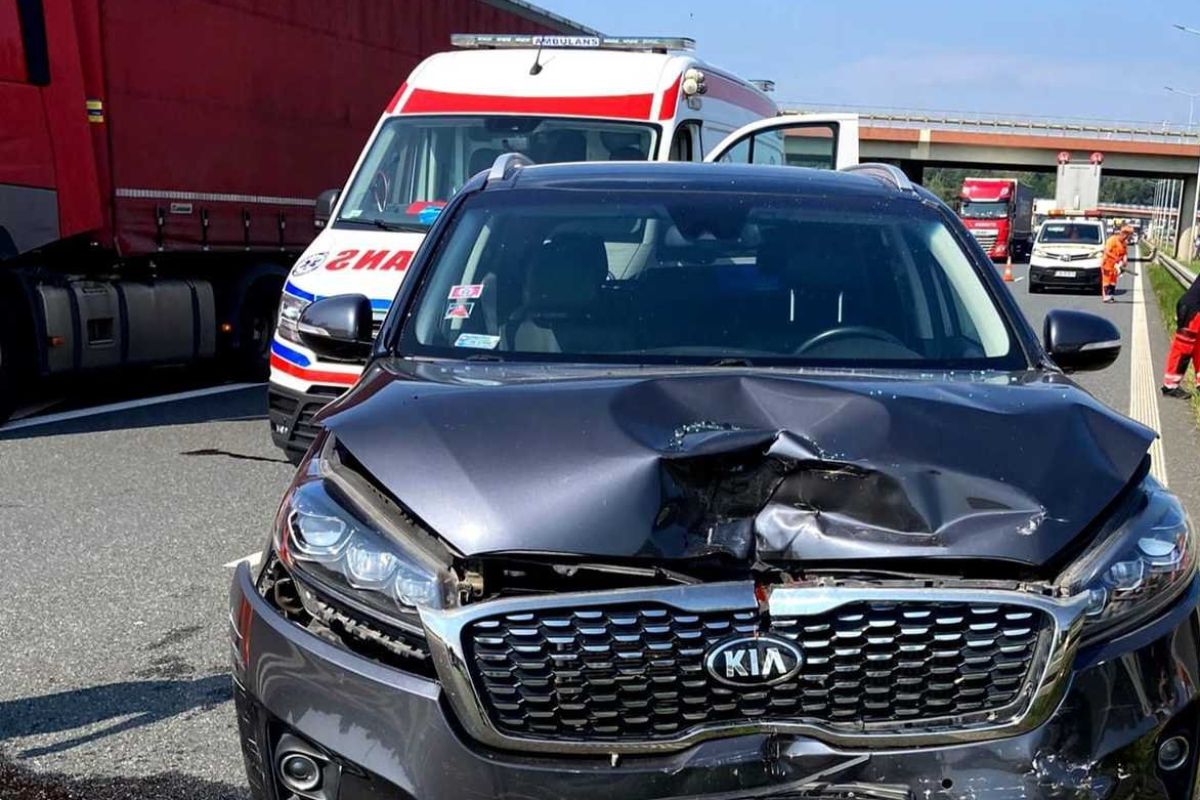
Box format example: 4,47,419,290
704,635,802,686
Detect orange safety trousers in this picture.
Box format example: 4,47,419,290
1164,312,1200,389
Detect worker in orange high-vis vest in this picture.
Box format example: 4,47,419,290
1099,225,1132,303
1162,272,1200,399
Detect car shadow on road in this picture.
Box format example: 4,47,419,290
0,750,248,800
0,674,231,758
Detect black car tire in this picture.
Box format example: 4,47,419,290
231,280,281,381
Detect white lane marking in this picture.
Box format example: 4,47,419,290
0,383,264,432
1013,276,1025,283
225,551,263,569
1128,269,1169,486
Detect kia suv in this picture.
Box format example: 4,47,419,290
231,160,1198,800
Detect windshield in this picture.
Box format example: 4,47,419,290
397,187,1021,370
959,201,1009,219
336,116,657,230
1037,222,1103,244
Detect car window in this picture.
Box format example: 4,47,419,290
1037,223,1103,244
336,116,658,231
400,187,1021,369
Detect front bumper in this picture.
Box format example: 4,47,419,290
267,381,347,457
231,565,1200,800
1029,259,1102,290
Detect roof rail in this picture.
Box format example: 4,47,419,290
451,33,694,53
487,152,535,184
841,163,915,193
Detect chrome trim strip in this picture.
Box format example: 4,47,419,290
115,187,316,206
420,582,1090,755
841,162,915,193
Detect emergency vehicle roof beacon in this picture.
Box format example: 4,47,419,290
267,33,860,459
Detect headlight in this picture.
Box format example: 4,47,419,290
276,293,309,343
1090,248,1104,258
1059,478,1196,640
274,440,454,631
1031,247,1047,258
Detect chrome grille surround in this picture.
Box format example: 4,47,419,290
968,229,999,251
420,583,1089,755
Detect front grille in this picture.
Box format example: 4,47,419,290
466,600,1050,742
969,230,999,251
292,386,344,446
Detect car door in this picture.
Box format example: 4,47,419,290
704,114,859,170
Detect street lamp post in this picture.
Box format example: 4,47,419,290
1165,86,1200,132
1169,22,1200,257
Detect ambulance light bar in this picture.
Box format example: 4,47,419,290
451,34,695,52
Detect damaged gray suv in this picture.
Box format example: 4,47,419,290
231,160,1199,800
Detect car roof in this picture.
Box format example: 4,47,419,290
489,161,912,199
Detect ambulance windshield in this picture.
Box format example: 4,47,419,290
336,116,657,230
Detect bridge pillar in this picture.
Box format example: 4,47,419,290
898,160,925,185
1176,175,1199,262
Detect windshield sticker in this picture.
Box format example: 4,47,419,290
454,333,500,350
449,284,484,300
291,251,327,276
445,302,475,320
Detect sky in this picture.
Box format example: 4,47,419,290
537,1,1200,127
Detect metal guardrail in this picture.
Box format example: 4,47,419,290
1148,241,1198,288
780,105,1200,145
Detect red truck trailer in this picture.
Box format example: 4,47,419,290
957,177,1035,261
0,0,589,418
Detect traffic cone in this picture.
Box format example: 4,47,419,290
1003,256,1014,282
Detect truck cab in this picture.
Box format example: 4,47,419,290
957,178,1034,262
268,33,860,458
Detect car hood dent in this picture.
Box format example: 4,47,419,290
322,361,1154,568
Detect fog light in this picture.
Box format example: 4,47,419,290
279,752,322,793
1158,736,1189,771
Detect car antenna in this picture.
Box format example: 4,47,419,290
529,43,544,75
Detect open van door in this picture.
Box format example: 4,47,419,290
704,114,859,170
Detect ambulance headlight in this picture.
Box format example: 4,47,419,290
1059,478,1196,641
277,294,310,343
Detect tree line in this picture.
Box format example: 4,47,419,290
921,168,1157,207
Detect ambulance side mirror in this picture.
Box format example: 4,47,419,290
298,295,373,359
1044,309,1121,372
315,189,340,229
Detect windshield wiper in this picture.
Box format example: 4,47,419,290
708,357,754,367
338,217,424,233
463,352,505,362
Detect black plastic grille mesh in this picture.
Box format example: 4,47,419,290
465,600,1050,741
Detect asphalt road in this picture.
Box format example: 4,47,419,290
0,257,1197,799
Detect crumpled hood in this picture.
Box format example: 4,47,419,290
321,362,1154,569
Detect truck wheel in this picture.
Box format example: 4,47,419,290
233,281,281,380
0,294,29,423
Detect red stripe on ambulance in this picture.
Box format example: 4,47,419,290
399,88,656,119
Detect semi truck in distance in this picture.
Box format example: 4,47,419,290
957,177,1035,261
0,0,587,420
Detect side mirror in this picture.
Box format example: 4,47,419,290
297,295,373,359
314,189,340,229
1043,309,1121,372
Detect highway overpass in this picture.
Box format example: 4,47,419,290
788,110,1200,257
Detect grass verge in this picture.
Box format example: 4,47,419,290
1144,255,1200,424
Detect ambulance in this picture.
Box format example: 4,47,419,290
267,33,860,458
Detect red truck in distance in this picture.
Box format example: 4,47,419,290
958,178,1035,261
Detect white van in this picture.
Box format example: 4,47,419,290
268,33,859,457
